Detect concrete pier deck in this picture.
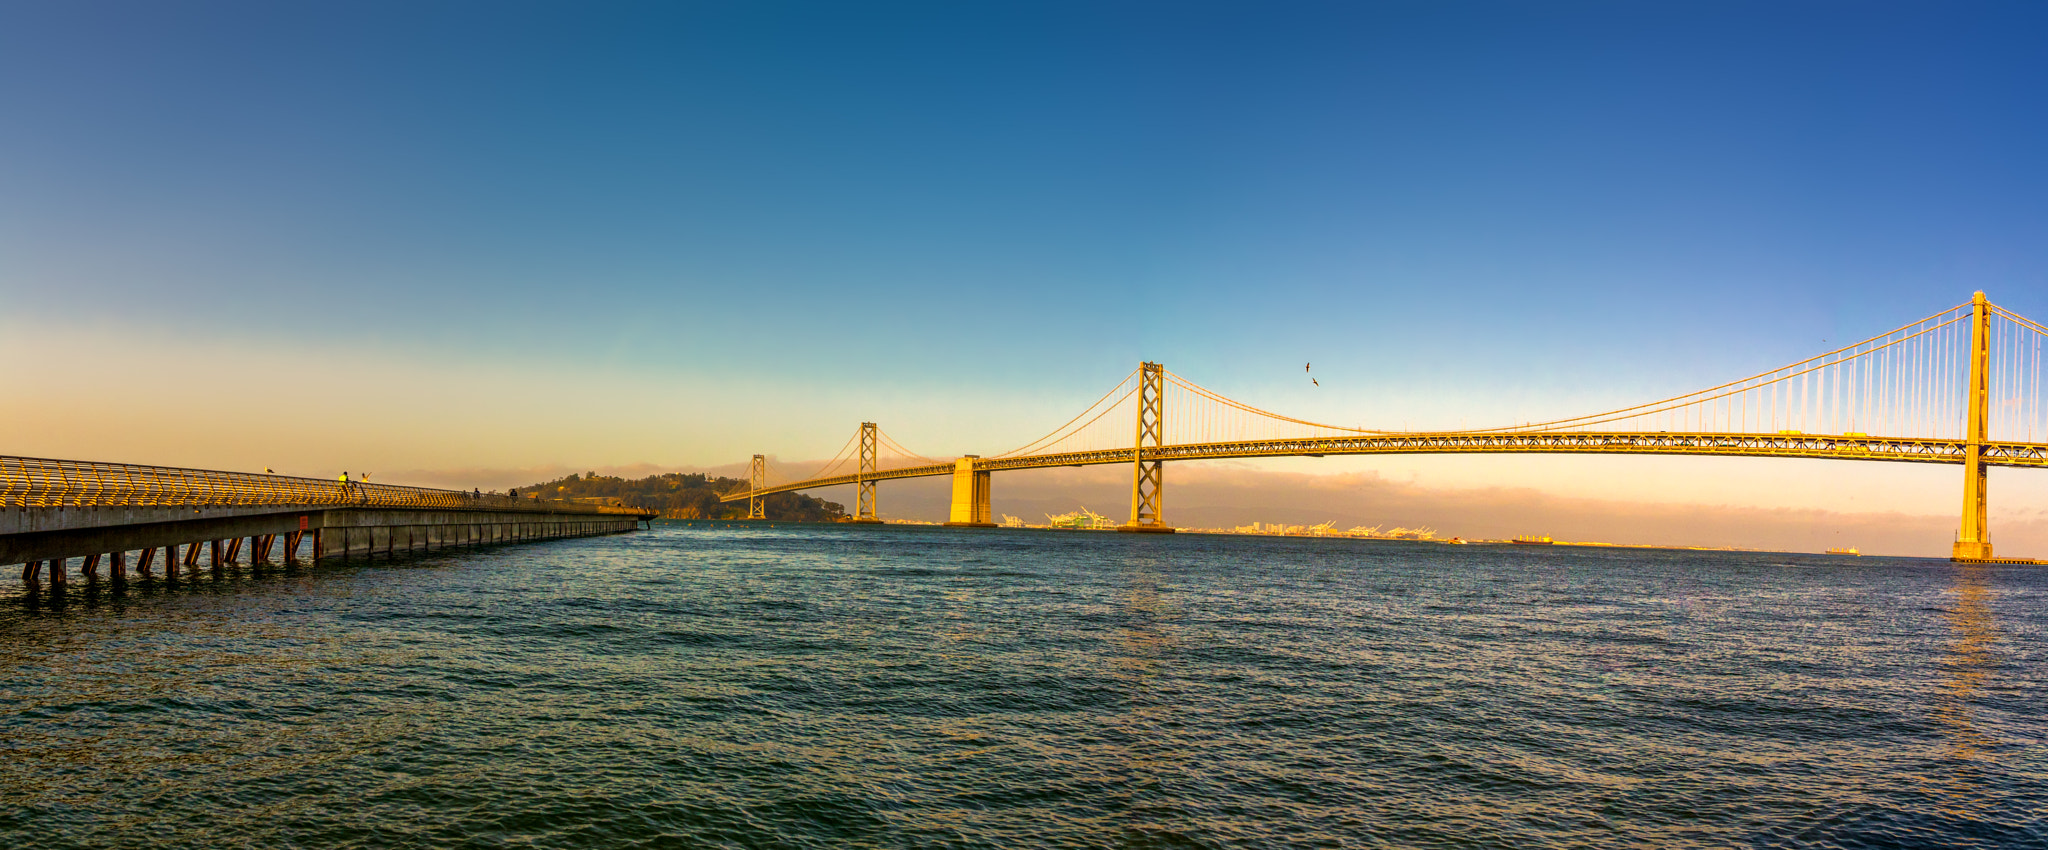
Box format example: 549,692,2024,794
1,455,656,587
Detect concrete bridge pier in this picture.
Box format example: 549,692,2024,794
945,456,995,528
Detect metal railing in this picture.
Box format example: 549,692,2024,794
0,456,649,515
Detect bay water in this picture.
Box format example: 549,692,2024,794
2,524,2042,848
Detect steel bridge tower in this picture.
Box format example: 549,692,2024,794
1955,291,1993,559
747,455,766,520
854,422,882,523
1121,361,1173,533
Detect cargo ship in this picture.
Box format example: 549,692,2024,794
1510,535,1555,545
1826,547,1860,556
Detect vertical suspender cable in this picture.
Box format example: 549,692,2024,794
1892,331,1908,436
1860,344,1868,433
1949,321,1958,437
1908,324,1917,436
1994,318,2003,440
1900,329,1909,436
1941,319,1957,438
1828,356,1836,433
1996,319,2004,440
1935,321,1944,437
1996,318,2006,440
1933,319,1942,435
1999,318,2007,440
1918,321,1928,436
1900,323,1916,436
1795,370,1803,432
1925,319,1941,436
2008,318,2016,439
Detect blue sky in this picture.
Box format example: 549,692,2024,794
4,1,2047,533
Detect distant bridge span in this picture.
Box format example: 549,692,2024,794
729,431,2048,501
725,292,2048,562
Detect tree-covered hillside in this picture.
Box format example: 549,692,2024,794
517,472,845,521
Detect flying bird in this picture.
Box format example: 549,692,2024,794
1312,378,1319,387
1305,362,1311,373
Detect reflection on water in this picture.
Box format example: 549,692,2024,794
1938,565,1999,758
1928,564,2000,819
1,529,2044,848
1113,555,1173,670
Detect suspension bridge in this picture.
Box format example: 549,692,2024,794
722,292,2048,563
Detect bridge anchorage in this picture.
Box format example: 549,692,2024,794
724,291,2048,562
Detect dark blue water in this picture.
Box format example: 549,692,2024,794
2,524,2043,848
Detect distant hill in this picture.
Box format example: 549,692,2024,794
515,472,845,521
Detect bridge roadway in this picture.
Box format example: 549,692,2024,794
2,456,656,589
720,431,2048,501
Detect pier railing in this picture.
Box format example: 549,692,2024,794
0,456,647,515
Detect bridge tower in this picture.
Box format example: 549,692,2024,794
748,455,766,520
854,422,883,523
1121,361,1174,533
1955,291,1993,560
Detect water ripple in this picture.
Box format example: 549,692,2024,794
1,527,2043,848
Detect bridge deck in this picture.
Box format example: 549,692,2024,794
1,456,656,584
722,431,2048,501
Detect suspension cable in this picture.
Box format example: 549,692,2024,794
1463,305,1971,434
875,428,943,466
1165,372,1396,435
990,368,1142,457
792,431,862,484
